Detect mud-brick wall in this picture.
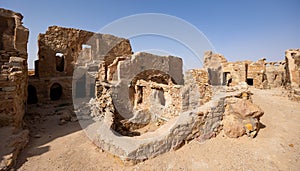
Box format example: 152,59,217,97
0,8,29,128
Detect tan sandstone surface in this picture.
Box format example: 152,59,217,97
15,88,300,171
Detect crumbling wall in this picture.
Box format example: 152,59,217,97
203,51,227,86
29,26,132,104
108,52,183,119
285,49,300,88
265,61,286,88
285,49,300,101
0,8,29,171
247,58,268,88
182,69,212,110
78,50,265,162
222,62,247,86
0,8,29,128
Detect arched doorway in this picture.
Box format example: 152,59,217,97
50,83,62,100
27,85,38,104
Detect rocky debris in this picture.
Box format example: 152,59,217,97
57,109,77,125
0,127,29,171
286,88,300,102
226,82,249,92
222,92,264,138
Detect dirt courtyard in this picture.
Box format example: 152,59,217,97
16,88,300,171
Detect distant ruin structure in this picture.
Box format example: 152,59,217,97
204,51,286,89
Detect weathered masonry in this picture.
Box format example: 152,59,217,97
285,49,300,101
0,8,29,171
0,8,29,128
28,26,132,104
204,51,286,89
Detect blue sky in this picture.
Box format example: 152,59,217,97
1,0,299,69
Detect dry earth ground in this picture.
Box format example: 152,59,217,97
16,88,300,170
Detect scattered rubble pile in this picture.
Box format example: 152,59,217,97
0,8,29,170
0,7,299,169
223,91,264,138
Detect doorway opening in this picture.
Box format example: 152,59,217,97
50,83,62,100
27,85,38,104
247,78,254,86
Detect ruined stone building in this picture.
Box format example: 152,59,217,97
265,60,286,88
0,7,299,168
0,8,29,170
73,48,264,161
28,26,132,104
0,8,29,128
204,50,287,89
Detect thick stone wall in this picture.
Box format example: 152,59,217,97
203,51,227,86
247,58,267,88
0,8,29,171
222,61,247,86
29,26,132,104
0,8,29,128
110,52,183,119
265,61,286,88
285,49,300,88
285,49,300,101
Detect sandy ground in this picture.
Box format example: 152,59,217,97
16,88,300,171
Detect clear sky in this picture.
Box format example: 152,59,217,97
1,0,299,69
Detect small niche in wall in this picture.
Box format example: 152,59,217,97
247,78,254,86
55,52,64,72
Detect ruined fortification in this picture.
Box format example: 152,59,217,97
0,7,299,170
